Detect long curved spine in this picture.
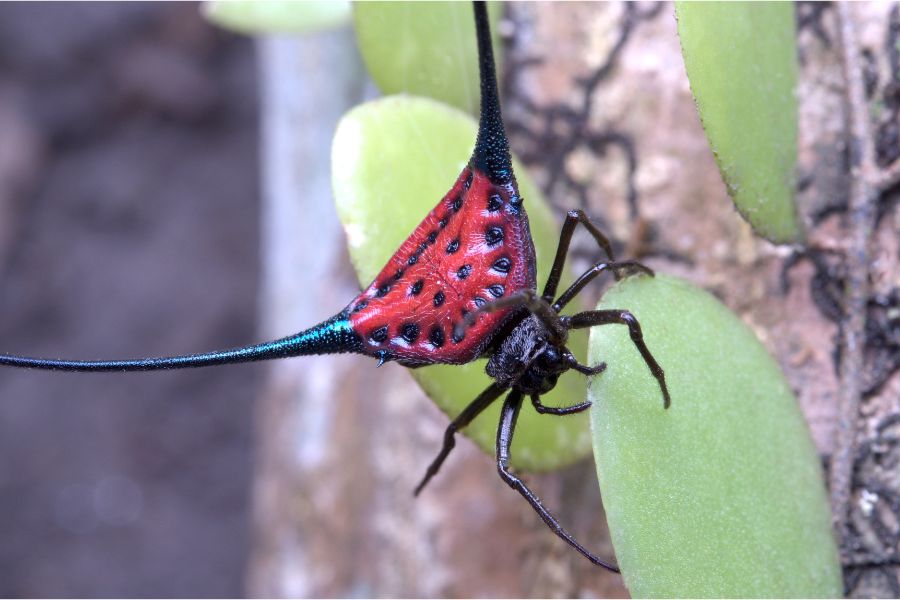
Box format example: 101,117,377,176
0,311,361,372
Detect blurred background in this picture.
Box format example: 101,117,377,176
0,3,261,596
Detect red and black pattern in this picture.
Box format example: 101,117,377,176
348,167,535,365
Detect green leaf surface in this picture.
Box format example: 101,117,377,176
204,1,350,35
352,2,502,115
676,1,802,244
332,95,591,471
589,275,841,597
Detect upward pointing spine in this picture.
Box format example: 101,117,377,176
471,1,513,184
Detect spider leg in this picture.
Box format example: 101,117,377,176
561,351,607,377
553,260,654,312
497,391,620,572
528,352,602,415
530,393,591,415
413,382,507,496
454,290,567,345
542,210,616,302
565,309,671,409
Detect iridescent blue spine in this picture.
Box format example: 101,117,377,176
0,311,362,372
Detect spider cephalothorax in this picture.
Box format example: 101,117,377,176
487,314,572,395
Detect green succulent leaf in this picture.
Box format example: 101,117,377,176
352,2,502,116
204,1,350,35
332,95,591,471
589,274,841,597
676,1,802,244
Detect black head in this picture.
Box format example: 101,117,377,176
485,315,571,395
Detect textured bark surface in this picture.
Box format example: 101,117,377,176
501,3,899,597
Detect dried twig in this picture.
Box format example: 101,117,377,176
830,2,882,555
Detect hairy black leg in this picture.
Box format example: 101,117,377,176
414,382,507,496
542,210,616,302
552,260,653,312
565,309,671,409
497,391,620,572
455,289,567,344
530,393,591,416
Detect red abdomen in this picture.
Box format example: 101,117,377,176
347,166,536,366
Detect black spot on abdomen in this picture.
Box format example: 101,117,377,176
400,323,420,343
492,257,511,274
485,226,504,246
370,326,388,343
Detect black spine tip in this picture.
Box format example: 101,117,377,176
472,1,512,185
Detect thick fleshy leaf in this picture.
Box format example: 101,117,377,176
204,1,350,35
352,2,502,116
589,275,841,597
332,95,591,471
676,2,802,244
